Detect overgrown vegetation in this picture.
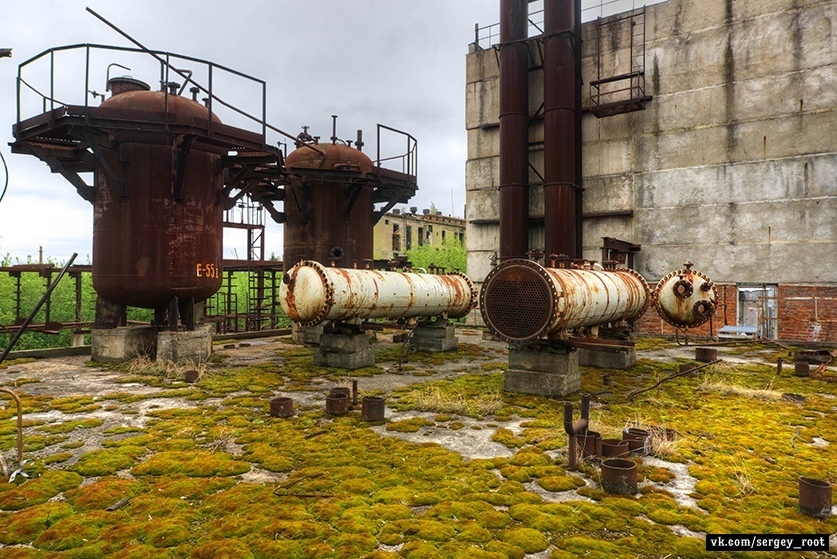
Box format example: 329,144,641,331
0,261,289,351
0,339,834,558
407,237,467,273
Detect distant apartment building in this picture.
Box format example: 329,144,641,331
374,208,466,261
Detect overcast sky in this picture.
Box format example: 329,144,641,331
0,0,649,263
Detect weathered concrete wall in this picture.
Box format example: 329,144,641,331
466,0,836,291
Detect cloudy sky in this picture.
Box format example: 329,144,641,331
0,0,646,263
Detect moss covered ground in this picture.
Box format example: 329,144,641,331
0,334,834,558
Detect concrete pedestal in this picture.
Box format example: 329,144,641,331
91,326,156,363
292,323,324,346
577,347,637,369
411,321,458,352
157,324,214,364
314,332,375,370
505,344,580,397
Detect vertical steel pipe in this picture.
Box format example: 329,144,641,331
499,0,530,260
543,0,582,259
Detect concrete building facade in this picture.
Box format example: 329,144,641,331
374,209,466,261
465,0,836,342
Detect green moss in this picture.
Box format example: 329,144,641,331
49,395,101,414
0,470,83,511
72,445,146,476
32,510,108,551
537,475,585,492
0,501,75,544
190,538,254,559
65,477,141,511
132,450,250,477
42,452,73,465
385,417,433,433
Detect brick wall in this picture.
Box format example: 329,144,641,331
634,283,738,339
777,285,837,344
633,283,837,343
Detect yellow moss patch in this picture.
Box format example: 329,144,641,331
131,450,250,477
0,470,83,511
0,501,75,544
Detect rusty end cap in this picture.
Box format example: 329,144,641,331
295,260,335,327
616,267,651,321
652,267,718,329
448,270,478,316
479,259,557,345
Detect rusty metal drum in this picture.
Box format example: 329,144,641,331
283,142,374,270
92,78,224,310
279,260,477,327
479,259,649,344
653,262,717,329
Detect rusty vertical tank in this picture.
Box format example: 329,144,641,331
92,77,224,322
282,133,375,270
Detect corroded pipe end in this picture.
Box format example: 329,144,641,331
278,260,334,327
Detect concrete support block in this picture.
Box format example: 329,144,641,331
292,323,324,346
157,324,213,364
314,332,375,370
91,326,156,363
505,345,580,397
577,347,637,369
411,321,458,353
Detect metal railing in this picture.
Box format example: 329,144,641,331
15,43,271,149
472,0,666,50
375,124,418,182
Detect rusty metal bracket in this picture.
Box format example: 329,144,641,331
78,128,127,197
26,145,95,203
564,393,590,469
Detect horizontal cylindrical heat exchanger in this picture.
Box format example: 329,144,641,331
479,259,649,344
280,260,477,327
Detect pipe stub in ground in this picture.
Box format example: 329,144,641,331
361,396,386,422
799,477,832,518
794,361,810,377
601,458,638,495
695,347,718,362
269,397,294,418
602,438,629,458
326,393,349,416
581,430,602,459
623,428,650,454
184,370,200,383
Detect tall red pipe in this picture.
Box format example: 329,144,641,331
498,0,530,260
543,0,582,259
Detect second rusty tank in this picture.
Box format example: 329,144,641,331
282,133,375,270
92,77,224,314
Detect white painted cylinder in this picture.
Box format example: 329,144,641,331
479,259,649,344
280,260,477,327
654,262,717,329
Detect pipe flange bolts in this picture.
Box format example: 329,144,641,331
653,262,718,329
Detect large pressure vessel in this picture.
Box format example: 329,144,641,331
280,260,477,327
653,262,717,328
92,78,223,310
479,259,650,344
282,142,374,270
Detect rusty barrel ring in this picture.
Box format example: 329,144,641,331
614,267,651,323
447,270,479,317
296,260,336,327
653,266,718,329
479,258,559,345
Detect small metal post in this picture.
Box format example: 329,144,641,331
564,393,590,469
